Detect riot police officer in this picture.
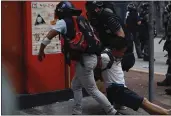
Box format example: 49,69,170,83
162,4,171,65
157,3,171,95
139,2,151,61
125,3,143,58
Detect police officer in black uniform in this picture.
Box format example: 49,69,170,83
85,1,135,73
157,3,171,95
162,4,171,65
125,3,143,58
139,2,152,61
85,1,127,51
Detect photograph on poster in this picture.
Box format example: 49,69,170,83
31,2,61,55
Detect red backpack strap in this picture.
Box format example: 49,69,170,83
70,17,83,44
72,17,80,33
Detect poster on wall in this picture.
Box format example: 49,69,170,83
31,2,61,55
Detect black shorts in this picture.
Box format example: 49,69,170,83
106,84,144,111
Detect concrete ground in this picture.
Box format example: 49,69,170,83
17,71,171,115
17,37,171,115
133,37,168,74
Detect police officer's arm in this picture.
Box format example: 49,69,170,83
101,11,125,38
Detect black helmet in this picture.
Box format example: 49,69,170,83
55,1,82,19
140,2,150,11
166,3,171,13
85,1,104,26
85,1,117,27
127,3,136,11
85,1,104,15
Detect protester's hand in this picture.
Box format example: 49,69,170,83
38,51,45,62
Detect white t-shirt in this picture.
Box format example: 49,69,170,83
101,53,126,88
52,19,67,35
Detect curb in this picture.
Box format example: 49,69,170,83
129,68,165,76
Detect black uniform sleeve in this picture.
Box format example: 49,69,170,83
100,10,122,33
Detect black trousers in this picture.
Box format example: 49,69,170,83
139,27,150,58
126,30,142,57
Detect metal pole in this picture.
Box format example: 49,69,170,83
149,1,154,102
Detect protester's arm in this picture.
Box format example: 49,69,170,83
38,19,66,61
39,30,59,55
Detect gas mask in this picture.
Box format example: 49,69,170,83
85,1,104,27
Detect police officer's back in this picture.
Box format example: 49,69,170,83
85,1,126,51
125,3,140,32
139,2,153,61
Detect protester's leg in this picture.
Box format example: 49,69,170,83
71,74,83,115
77,54,117,114
106,86,171,115
141,98,171,115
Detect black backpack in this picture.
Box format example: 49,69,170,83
62,16,101,65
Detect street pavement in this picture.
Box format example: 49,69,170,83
132,37,168,75
17,70,171,115
17,37,171,115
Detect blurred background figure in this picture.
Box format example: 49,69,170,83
125,3,143,58
157,3,171,95
138,2,156,61
2,65,18,115
162,3,171,65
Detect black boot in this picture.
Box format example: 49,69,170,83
157,74,171,86
165,88,171,95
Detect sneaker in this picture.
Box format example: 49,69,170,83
72,107,82,115
114,104,127,110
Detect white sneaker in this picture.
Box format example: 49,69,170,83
72,107,82,115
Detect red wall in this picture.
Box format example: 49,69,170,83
2,1,87,94
25,1,86,94
24,2,66,94
2,1,26,93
